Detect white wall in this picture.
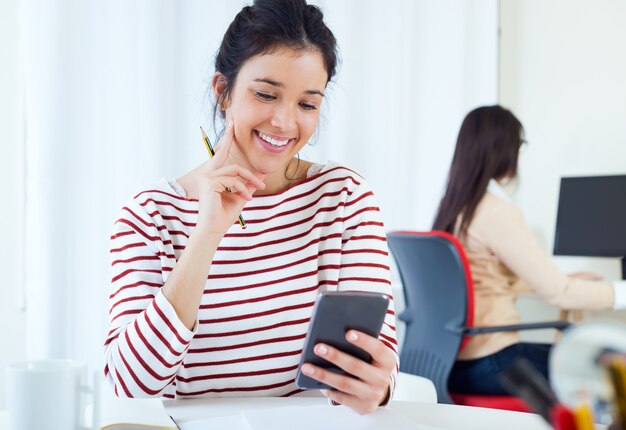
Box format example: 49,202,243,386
0,0,25,409
0,1,497,403
303,0,499,232
500,0,626,339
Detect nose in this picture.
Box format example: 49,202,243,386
270,102,297,132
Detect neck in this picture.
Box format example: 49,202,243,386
254,158,311,195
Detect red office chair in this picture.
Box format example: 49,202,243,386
387,230,570,412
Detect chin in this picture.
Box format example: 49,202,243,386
251,159,288,175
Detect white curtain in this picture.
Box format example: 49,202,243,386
16,0,498,374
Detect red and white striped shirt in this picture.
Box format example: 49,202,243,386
105,162,398,399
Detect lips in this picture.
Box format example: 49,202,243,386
254,130,295,153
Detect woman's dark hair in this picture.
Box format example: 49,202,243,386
213,0,338,118
432,105,525,236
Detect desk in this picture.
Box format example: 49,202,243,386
163,397,552,430
0,397,551,430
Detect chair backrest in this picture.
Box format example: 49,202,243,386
387,230,474,404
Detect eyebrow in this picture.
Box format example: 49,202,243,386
253,78,324,97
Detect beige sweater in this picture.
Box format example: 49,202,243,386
456,191,615,360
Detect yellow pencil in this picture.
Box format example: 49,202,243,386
199,127,246,229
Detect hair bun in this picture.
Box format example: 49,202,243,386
214,0,337,121
253,0,307,9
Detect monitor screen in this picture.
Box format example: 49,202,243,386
554,175,626,257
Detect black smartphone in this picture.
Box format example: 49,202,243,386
295,291,390,390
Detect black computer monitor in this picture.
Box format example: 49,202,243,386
553,175,626,279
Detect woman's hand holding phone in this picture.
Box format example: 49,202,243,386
294,292,394,414
300,330,395,415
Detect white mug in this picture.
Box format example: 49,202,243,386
5,359,100,430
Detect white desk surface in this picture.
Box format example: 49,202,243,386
0,396,551,430
163,397,552,430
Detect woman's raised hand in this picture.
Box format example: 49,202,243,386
196,120,265,234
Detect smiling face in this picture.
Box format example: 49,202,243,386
215,46,328,189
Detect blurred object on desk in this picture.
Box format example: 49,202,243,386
550,320,626,428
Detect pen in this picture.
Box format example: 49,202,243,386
199,126,247,229
499,357,581,429
607,356,626,430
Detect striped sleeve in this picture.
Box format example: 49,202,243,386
338,176,399,400
104,199,196,398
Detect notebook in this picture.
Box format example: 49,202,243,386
100,393,178,429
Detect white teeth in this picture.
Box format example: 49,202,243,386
258,131,290,147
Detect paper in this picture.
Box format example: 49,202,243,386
178,405,442,430
102,421,177,429
179,414,251,430
242,405,439,430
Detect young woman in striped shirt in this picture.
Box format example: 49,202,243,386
105,0,398,415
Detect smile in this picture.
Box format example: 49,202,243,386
257,131,293,147
254,130,295,154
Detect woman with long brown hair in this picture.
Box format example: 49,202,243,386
433,105,626,395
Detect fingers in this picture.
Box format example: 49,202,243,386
299,330,395,414
300,332,392,385
569,271,604,281
218,165,266,191
302,342,389,391
209,166,265,202
300,360,371,398
212,120,235,167
205,120,266,196
217,176,255,200
342,330,396,371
